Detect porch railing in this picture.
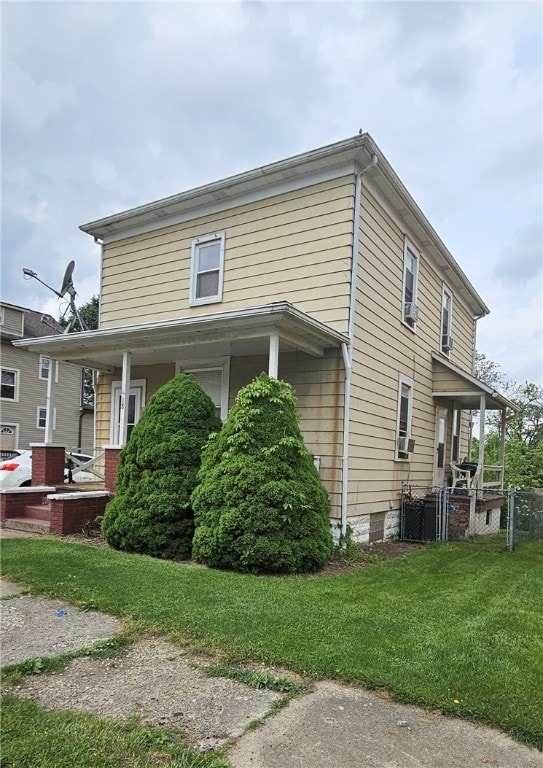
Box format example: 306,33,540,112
65,450,105,482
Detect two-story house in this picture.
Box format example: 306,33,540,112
14,134,513,542
0,302,93,454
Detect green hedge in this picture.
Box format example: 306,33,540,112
192,373,333,573
101,374,221,559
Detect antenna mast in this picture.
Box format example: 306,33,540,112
23,261,88,332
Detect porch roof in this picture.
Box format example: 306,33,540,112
12,302,349,372
432,353,517,411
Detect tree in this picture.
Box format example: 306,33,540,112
101,374,222,559
60,296,99,407
473,351,543,489
191,373,333,574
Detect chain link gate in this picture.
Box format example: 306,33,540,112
400,485,449,542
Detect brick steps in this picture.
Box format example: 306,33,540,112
3,517,51,534
22,503,52,521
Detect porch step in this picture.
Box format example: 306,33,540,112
3,517,51,534
23,503,52,522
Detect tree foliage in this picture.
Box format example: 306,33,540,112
101,374,222,559
191,373,333,574
473,351,543,489
60,296,100,406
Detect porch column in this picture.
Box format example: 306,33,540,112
499,409,507,486
268,333,279,378
119,351,132,447
44,359,58,444
478,393,486,490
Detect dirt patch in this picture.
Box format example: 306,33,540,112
59,530,425,576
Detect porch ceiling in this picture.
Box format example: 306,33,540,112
432,353,517,411
12,302,349,372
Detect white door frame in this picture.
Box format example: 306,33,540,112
110,379,146,445
433,406,448,487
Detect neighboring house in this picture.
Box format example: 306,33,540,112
14,134,514,542
0,302,93,453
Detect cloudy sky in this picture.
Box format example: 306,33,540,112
2,0,541,385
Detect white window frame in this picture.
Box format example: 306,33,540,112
441,285,453,355
396,373,414,461
0,307,4,326
1,367,19,402
402,238,419,331
189,232,225,306
110,379,147,445
37,407,57,430
176,358,230,421
39,355,50,381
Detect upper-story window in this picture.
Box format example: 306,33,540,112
39,355,50,380
1,369,18,401
190,232,225,306
402,239,419,329
441,286,453,354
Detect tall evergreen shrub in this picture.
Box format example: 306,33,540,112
101,374,221,559
191,373,333,574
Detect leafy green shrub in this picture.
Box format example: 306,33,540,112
101,374,222,559
191,373,333,574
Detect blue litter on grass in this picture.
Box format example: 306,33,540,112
55,610,67,617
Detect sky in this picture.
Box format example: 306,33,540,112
1,0,542,385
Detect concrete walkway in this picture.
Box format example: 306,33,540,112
1,575,541,767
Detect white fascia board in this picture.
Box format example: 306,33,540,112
80,135,368,239
95,161,357,244
12,302,349,358
431,353,517,411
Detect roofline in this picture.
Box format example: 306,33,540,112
79,132,489,316
432,353,517,411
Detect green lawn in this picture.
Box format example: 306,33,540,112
1,537,542,750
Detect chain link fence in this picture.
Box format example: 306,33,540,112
400,484,543,551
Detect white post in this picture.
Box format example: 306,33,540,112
268,333,279,378
44,359,57,444
499,409,507,487
119,351,132,446
478,393,486,491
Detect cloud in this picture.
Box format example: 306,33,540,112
1,0,541,384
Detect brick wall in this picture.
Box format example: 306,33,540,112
104,447,122,494
30,445,65,486
49,493,110,534
0,489,53,520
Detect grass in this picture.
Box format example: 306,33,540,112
1,695,229,767
1,537,543,751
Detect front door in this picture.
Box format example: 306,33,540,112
433,407,448,486
111,383,145,445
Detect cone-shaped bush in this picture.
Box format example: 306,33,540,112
101,374,222,559
191,372,333,574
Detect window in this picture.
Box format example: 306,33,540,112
441,286,453,354
182,362,230,421
37,407,56,430
369,512,386,543
0,307,4,325
396,374,414,459
1,369,18,401
39,355,50,380
402,239,419,328
190,232,225,305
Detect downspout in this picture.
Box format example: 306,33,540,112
340,153,378,541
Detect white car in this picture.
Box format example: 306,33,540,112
0,450,97,489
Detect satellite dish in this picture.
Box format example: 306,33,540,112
59,260,75,297
22,259,88,332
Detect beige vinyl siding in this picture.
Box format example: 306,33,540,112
2,307,24,337
100,177,355,334
346,187,478,519
0,342,84,451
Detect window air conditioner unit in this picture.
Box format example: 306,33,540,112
442,334,454,352
404,302,419,322
398,436,415,454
